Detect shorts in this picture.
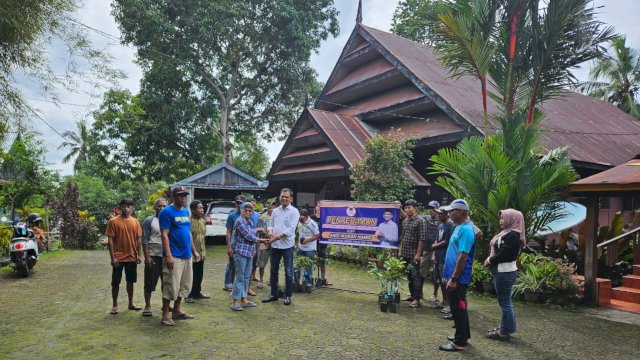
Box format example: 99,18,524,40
419,251,434,278
317,243,328,262
162,257,193,301
112,262,137,286
144,256,163,292
256,246,271,268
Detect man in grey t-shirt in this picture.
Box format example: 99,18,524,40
141,198,167,316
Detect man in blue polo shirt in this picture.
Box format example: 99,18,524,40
439,199,475,352
159,186,200,326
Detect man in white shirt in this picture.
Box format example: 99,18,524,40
375,209,398,248
262,188,299,306
294,209,320,292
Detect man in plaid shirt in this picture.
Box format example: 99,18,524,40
399,199,427,308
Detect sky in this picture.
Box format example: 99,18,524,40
19,0,640,176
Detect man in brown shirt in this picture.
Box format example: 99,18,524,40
399,199,427,308
106,198,143,315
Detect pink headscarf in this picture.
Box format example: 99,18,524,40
489,209,526,257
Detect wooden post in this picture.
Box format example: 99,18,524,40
583,196,599,306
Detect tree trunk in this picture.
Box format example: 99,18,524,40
220,103,234,164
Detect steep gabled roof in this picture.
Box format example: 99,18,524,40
358,25,640,167
175,162,267,189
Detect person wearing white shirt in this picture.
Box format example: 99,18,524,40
375,209,398,247
262,188,299,306
294,209,319,292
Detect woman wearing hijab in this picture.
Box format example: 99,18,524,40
484,209,525,341
231,202,266,311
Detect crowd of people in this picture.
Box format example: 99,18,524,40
105,186,526,352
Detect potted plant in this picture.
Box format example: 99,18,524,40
513,271,543,302
471,260,494,294
368,256,409,313
293,255,316,293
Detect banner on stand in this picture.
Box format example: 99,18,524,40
319,200,400,249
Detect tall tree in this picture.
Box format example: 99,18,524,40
112,0,339,164
578,36,640,119
58,119,91,172
0,0,120,132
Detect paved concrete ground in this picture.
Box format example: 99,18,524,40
1,246,639,359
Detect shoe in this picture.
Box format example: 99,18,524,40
262,295,279,303
284,297,292,305
322,279,332,286
241,301,257,308
486,330,510,341
223,286,232,292
257,282,263,289
428,296,438,303
439,343,464,352
442,314,453,320
409,300,420,308
441,306,451,314
230,304,244,311
403,296,415,302
194,294,210,300
185,297,195,303
447,335,455,341
434,303,445,309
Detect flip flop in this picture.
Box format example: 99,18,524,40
142,308,152,317
160,318,174,326
128,305,142,311
247,289,257,296
172,312,195,320
409,302,421,308
110,306,119,315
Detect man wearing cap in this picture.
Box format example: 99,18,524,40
263,188,299,306
158,186,200,326
421,200,440,303
106,198,143,315
399,199,427,308
439,199,475,352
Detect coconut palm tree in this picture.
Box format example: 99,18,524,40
58,119,91,171
578,36,640,119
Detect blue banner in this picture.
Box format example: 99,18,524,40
319,201,400,248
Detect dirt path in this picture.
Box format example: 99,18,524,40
1,247,639,359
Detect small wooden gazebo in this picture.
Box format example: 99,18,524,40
569,156,640,311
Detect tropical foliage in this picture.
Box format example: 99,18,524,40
112,0,338,163
350,129,416,202
393,0,614,246
58,119,92,172
578,36,640,119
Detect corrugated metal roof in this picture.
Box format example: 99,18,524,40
570,158,640,191
308,108,430,187
175,162,266,189
361,25,640,167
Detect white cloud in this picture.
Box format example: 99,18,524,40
20,0,640,176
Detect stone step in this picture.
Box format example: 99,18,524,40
611,286,640,304
622,275,640,289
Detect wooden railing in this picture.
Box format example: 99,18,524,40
597,226,640,266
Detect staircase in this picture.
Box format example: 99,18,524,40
604,265,640,314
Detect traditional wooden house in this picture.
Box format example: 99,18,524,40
267,12,640,208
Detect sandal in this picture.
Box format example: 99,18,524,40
172,312,195,320
486,329,510,341
142,308,152,317
247,289,257,296
160,318,175,326
110,306,119,315
409,301,421,308
128,305,142,311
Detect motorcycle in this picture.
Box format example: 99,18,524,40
8,222,38,277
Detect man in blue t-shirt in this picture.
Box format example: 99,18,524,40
440,199,475,352
158,186,200,326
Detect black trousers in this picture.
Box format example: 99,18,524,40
403,257,423,300
189,260,204,297
449,284,470,346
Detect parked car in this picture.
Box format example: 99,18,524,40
205,202,236,239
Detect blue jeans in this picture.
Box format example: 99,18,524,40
270,247,294,298
294,250,316,286
224,253,234,288
493,271,517,334
232,254,252,300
